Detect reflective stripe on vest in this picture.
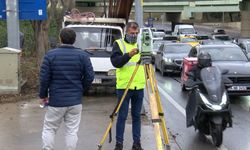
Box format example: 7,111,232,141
115,38,145,90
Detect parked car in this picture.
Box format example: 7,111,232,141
154,43,192,76
184,44,250,96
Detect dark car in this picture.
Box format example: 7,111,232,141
152,40,173,64
187,44,250,96
155,43,192,76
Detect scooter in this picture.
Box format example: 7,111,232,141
186,66,233,147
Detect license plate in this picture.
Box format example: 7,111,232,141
92,79,102,84
228,86,247,91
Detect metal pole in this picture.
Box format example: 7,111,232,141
6,0,20,49
135,0,143,27
103,0,106,17
222,12,225,27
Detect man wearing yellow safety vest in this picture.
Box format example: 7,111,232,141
111,22,145,150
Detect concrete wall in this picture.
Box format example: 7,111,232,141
241,11,250,37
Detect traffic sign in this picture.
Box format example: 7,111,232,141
0,0,47,20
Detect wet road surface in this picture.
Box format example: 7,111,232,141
154,72,250,150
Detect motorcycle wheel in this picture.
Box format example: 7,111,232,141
211,124,223,147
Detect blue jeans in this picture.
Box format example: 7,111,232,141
116,89,144,144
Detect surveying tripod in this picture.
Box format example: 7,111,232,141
98,55,171,150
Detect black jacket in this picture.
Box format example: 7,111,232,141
39,45,94,107
188,65,202,82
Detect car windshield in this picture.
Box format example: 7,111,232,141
71,27,122,51
164,44,192,53
179,28,195,34
214,35,231,41
200,47,248,61
153,32,165,38
181,38,197,43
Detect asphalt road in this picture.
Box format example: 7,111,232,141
150,24,250,150
153,72,250,150
0,24,248,150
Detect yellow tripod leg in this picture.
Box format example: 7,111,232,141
150,93,164,150
98,63,140,150
148,64,171,149
144,65,164,150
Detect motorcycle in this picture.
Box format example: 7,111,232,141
185,66,233,147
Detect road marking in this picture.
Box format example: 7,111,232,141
158,85,228,150
158,86,186,117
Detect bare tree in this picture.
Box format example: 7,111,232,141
32,0,75,67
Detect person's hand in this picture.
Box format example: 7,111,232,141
128,48,139,57
40,98,49,107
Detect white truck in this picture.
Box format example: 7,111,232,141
172,24,197,37
63,17,125,87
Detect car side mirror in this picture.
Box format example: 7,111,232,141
177,32,180,35
157,51,162,54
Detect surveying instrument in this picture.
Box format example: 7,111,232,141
98,30,171,150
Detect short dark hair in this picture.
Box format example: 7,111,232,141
60,28,76,44
125,22,139,33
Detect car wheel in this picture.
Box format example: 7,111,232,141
155,64,158,72
161,64,166,76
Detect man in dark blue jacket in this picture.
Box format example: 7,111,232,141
39,28,94,150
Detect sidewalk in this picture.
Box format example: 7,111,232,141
0,95,157,150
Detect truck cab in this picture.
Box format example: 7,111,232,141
172,24,197,37
63,17,124,87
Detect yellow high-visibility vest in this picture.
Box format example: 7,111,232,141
115,38,145,90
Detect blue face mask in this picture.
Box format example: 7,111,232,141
125,34,137,44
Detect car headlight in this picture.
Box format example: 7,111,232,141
164,58,172,63
107,69,116,76
152,51,157,55
199,93,222,111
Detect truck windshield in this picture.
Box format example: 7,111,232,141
71,27,122,51
179,28,195,34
